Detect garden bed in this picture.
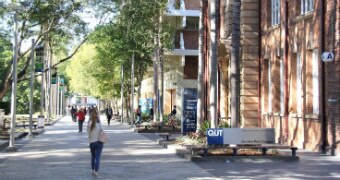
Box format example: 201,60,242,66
136,124,181,133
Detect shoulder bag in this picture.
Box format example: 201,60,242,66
99,130,109,143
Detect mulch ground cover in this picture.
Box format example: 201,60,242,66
136,125,181,133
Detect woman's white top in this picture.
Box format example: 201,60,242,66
87,122,103,143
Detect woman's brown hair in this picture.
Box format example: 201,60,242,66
89,110,99,132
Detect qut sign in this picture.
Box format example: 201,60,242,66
207,128,224,144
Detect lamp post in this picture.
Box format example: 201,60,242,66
56,75,60,117
120,65,124,123
27,38,35,140
6,7,19,152
130,51,135,127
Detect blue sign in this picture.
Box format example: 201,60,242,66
207,128,224,145
139,98,153,114
181,88,197,133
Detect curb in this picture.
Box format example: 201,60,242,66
0,117,59,151
0,132,27,151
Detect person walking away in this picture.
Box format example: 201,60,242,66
135,105,142,124
77,108,86,132
171,105,177,116
84,106,87,116
149,107,154,120
87,110,104,176
105,106,113,125
71,106,77,122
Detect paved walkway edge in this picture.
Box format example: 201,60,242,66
0,116,62,151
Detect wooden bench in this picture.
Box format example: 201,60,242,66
184,144,298,157
19,120,38,129
156,132,184,140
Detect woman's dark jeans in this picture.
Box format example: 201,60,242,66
78,120,84,132
90,141,103,172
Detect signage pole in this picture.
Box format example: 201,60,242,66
120,65,124,123
60,90,63,115
27,38,35,139
46,49,51,124
56,76,60,116
131,51,134,127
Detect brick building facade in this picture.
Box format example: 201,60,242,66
259,0,339,155
201,0,339,155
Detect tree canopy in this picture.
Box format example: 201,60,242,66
65,0,172,99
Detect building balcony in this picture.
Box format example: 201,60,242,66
166,0,200,17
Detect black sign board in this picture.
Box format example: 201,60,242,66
51,74,57,84
181,88,197,133
35,46,44,72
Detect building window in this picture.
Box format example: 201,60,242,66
183,56,198,79
312,49,319,114
280,59,284,114
296,53,302,114
268,60,272,113
186,17,199,30
271,0,280,26
301,0,314,14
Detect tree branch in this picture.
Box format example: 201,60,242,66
17,34,89,82
52,35,89,68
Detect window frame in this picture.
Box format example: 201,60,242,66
301,0,314,15
271,0,280,26
280,58,284,114
268,60,273,113
312,49,319,115
296,53,302,115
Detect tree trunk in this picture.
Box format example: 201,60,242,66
209,0,218,128
0,79,11,102
153,37,159,123
230,0,241,128
197,0,207,132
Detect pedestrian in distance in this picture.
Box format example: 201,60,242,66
105,105,113,125
71,106,77,122
87,110,104,176
149,107,154,120
77,107,86,132
83,106,87,115
135,105,142,124
171,105,177,117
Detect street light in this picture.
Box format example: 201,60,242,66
6,3,20,152
27,38,35,140
120,65,124,123
130,51,135,127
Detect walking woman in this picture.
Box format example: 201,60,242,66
87,110,104,176
76,108,86,132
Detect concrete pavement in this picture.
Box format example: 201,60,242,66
1,115,340,180
0,116,217,180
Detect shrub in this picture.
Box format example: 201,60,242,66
198,120,210,134
141,113,150,122
218,119,230,128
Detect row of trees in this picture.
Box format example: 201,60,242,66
65,0,172,119
1,0,241,130
0,0,119,114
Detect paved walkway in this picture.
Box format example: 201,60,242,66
1,115,340,180
0,116,216,180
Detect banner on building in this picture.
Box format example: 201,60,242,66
139,98,153,114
